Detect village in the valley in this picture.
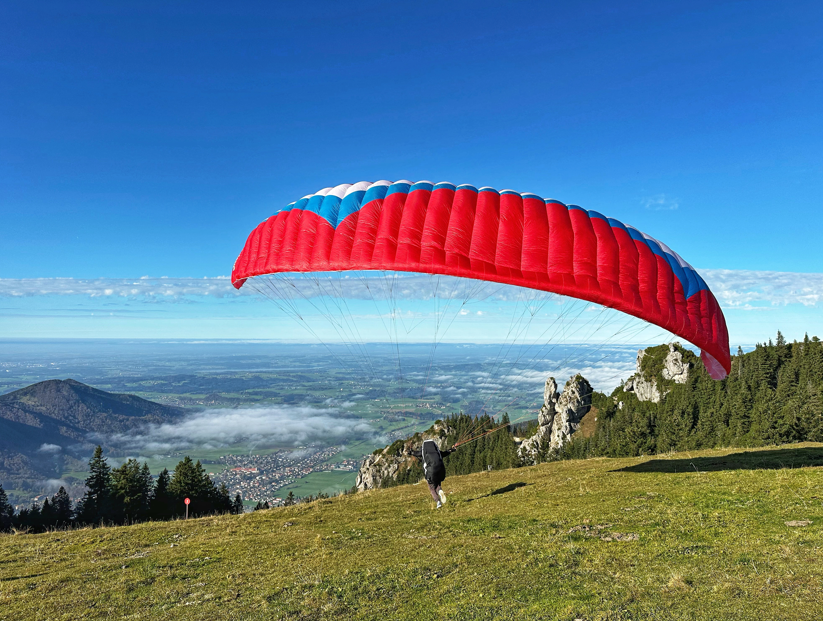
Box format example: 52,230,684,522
210,447,360,506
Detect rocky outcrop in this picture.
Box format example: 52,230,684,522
623,352,662,403
518,378,558,459
355,420,453,491
355,452,402,491
551,375,593,449
520,374,592,462
623,343,691,403
661,345,690,383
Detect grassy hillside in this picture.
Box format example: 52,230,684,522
2,444,822,621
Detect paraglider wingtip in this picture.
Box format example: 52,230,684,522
700,349,728,380
232,278,247,290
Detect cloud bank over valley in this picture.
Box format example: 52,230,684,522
100,405,379,454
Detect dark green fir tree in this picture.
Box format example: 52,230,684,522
76,446,114,526
0,484,14,532
150,468,174,520
111,458,153,524
51,486,72,527
169,457,216,516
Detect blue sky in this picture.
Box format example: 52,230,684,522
1,1,822,348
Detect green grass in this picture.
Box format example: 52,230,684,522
277,471,358,498
2,443,822,621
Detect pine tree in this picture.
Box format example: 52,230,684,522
0,484,14,532
40,498,57,529
14,507,31,532
112,458,153,524
214,482,233,514
22,503,43,533
169,457,218,516
150,469,174,521
284,491,296,507
51,486,72,527
77,446,114,526
232,493,244,515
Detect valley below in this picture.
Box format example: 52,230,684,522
2,339,627,508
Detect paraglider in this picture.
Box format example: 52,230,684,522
410,439,454,508
231,180,730,379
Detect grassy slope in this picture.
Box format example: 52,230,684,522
2,444,822,621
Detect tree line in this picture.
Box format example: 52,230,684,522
558,332,823,460
0,446,243,533
442,413,519,475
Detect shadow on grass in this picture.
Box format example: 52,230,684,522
0,573,46,582
614,447,823,474
464,482,531,503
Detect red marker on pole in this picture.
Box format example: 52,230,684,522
184,497,190,520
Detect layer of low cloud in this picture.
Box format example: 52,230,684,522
101,405,377,453
0,277,242,299
701,269,823,308
3,269,822,310
507,362,638,394
37,479,71,492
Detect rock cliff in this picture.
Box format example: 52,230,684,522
622,343,692,403
519,374,592,462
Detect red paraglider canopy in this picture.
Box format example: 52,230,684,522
232,181,730,379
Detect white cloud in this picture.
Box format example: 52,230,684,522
0,274,561,304
502,370,550,384
37,443,62,454
0,277,243,299
642,194,679,211
503,357,638,394
701,269,823,308
101,405,377,452
4,270,822,314
323,398,356,407
37,479,70,492
552,362,638,393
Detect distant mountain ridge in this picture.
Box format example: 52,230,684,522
0,379,184,493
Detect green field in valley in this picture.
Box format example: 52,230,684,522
2,443,822,620
276,470,359,499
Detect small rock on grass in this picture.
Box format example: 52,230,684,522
785,520,812,527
